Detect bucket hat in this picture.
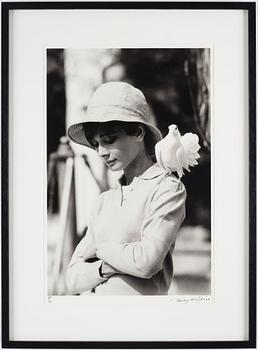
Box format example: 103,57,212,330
67,82,162,149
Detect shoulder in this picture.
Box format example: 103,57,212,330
141,163,184,191
161,173,186,192
150,172,187,204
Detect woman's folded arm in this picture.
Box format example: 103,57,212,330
96,178,186,278
66,234,108,294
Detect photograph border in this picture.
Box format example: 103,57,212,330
1,1,256,348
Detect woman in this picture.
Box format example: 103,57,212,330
66,82,186,295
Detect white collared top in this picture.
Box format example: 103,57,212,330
66,163,186,295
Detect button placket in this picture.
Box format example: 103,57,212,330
120,177,138,206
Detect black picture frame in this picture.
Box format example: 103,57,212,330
1,1,256,348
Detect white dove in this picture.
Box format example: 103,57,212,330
155,124,201,179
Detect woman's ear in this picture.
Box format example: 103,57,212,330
135,125,145,141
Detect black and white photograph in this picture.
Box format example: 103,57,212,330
47,48,211,296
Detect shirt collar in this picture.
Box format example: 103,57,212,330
139,163,167,180
118,163,166,185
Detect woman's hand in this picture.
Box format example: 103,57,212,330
100,261,121,278
83,244,98,261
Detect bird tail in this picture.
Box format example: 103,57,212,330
180,133,201,171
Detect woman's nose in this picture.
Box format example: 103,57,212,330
98,144,109,157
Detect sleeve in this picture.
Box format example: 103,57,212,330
96,177,186,279
66,196,107,294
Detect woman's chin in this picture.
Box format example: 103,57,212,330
107,161,123,171
110,165,123,172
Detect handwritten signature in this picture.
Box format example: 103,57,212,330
169,296,211,304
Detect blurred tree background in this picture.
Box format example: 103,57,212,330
47,49,66,160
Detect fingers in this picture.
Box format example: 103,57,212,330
83,244,97,261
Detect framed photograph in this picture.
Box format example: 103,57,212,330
2,1,256,348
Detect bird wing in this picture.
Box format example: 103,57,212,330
180,133,200,170
175,146,185,178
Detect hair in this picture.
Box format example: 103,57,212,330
83,121,156,160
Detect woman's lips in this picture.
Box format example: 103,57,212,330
106,159,116,166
